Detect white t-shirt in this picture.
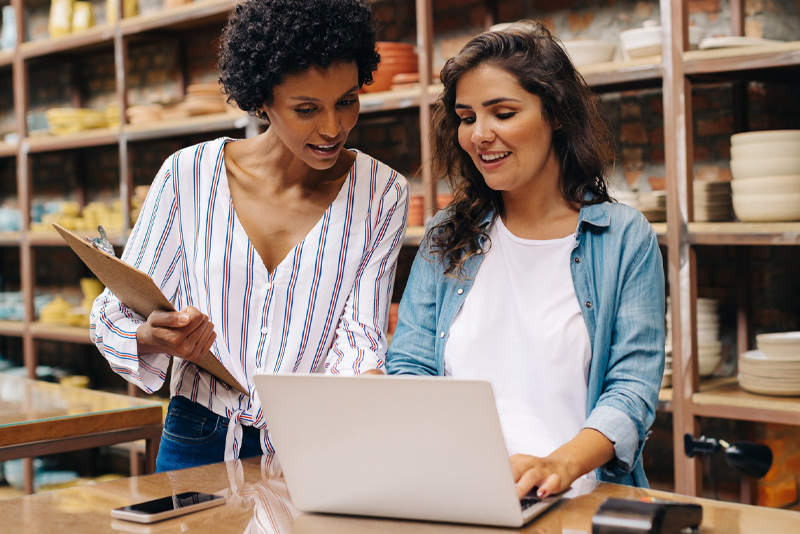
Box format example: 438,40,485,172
444,217,592,459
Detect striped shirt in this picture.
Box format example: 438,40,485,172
91,137,408,459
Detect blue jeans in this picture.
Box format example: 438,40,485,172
155,395,263,472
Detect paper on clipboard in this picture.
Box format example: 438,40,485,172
53,223,249,396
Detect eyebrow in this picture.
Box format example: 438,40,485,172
455,97,521,110
290,85,360,102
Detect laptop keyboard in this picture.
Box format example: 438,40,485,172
520,490,542,511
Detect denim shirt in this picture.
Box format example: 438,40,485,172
386,201,665,487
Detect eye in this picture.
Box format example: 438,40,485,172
338,99,358,107
497,112,516,120
458,116,475,125
295,107,316,115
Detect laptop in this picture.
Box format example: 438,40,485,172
253,374,564,527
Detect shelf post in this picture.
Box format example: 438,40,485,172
415,0,436,220
662,0,702,496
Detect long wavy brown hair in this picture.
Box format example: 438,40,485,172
428,21,614,278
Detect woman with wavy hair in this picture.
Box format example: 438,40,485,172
387,22,664,497
91,0,408,471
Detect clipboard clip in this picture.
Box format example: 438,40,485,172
85,225,115,257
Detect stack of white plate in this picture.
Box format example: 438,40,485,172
638,190,666,222
694,181,732,222
738,332,800,396
730,130,800,222
613,190,640,209
666,297,721,377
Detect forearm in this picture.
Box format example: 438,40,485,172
547,428,615,482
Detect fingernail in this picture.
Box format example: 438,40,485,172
537,488,546,498
179,313,190,323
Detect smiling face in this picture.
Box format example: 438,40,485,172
262,61,360,171
454,64,561,199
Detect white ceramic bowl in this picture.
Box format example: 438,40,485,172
730,175,800,195
619,24,703,59
562,40,617,66
731,130,800,147
731,141,800,161
756,332,800,360
732,192,800,222
730,157,800,180
698,354,721,376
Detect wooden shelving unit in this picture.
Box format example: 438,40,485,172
1,0,798,501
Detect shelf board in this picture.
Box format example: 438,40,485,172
124,112,249,142
120,0,235,36
579,57,664,92
27,230,126,246
24,128,120,153
0,141,18,158
360,87,423,114
0,49,13,68
0,232,21,245
684,41,800,78
688,222,800,245
692,378,800,425
657,377,739,414
19,26,115,59
29,322,92,344
0,321,24,337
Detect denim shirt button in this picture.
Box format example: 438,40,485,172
585,301,592,309
457,288,463,295
440,331,446,338
574,257,581,263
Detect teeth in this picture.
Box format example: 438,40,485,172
480,152,509,162
315,144,336,149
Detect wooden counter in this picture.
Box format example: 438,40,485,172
1,456,798,533
0,374,163,493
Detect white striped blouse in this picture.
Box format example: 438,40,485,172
90,137,408,460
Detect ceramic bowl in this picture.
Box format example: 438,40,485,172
562,40,617,66
730,157,800,180
732,192,800,222
730,175,800,195
619,24,703,59
731,129,800,147
756,332,800,360
731,141,800,160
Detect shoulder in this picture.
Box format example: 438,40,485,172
164,137,230,169
352,150,409,192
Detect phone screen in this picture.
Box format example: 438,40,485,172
119,492,223,515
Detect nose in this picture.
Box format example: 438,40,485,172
318,109,341,139
470,118,493,145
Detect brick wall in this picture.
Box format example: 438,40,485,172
0,70,13,137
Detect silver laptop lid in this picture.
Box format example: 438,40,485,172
254,374,528,527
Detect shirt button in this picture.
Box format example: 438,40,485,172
585,301,592,309
265,282,272,290
457,288,464,295
574,257,581,263
440,331,446,338
261,327,268,334
476,248,482,255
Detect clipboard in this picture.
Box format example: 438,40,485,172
53,223,249,396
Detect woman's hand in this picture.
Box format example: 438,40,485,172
136,306,216,364
510,454,575,499
511,429,616,499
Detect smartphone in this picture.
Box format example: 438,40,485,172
111,491,227,524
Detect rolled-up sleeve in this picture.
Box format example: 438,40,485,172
582,226,665,477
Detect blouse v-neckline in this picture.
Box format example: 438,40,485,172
219,138,356,278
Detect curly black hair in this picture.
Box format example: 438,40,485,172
218,0,380,114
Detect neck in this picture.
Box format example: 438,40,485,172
500,171,580,240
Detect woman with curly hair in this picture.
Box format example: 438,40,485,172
91,0,408,471
387,22,664,497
